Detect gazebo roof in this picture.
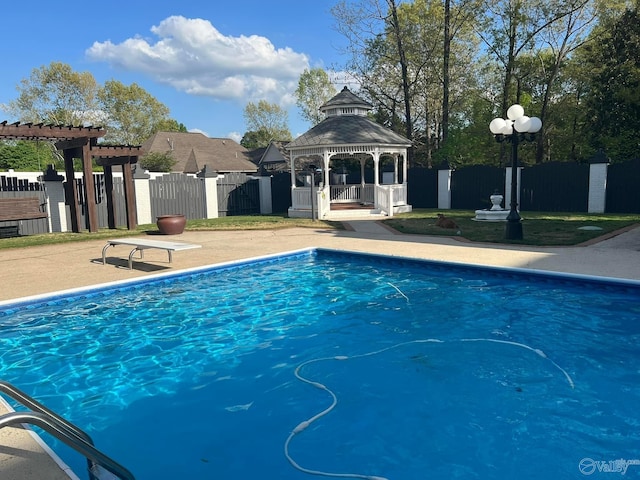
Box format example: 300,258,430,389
286,114,412,150
320,86,373,111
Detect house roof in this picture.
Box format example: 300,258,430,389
257,141,291,173
286,114,412,150
141,131,257,174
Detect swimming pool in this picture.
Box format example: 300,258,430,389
1,248,639,479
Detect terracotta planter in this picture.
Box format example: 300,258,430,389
156,214,186,235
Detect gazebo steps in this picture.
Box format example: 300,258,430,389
324,208,386,220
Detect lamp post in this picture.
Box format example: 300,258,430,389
489,104,542,240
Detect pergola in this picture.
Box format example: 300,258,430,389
0,121,142,233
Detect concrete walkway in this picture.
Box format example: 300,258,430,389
2,222,640,304
0,221,639,479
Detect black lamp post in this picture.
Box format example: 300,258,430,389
489,104,542,240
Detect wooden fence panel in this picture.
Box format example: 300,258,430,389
520,162,588,212
149,173,205,220
407,167,438,208
451,165,505,210
271,172,292,214
606,159,640,213
217,173,260,217
67,174,127,230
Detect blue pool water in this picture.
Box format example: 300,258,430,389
1,248,640,479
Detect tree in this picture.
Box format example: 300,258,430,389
240,128,274,149
243,100,292,147
98,80,171,145
295,69,338,125
139,151,176,172
153,119,188,133
2,62,99,125
332,0,414,144
581,5,640,162
0,140,60,171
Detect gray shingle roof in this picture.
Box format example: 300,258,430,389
141,131,257,173
320,86,373,110
286,114,412,149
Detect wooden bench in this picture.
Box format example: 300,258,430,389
102,238,202,270
0,197,48,237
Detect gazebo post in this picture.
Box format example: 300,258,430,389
402,152,408,187
290,154,296,189
323,151,330,187
393,154,399,184
373,149,380,187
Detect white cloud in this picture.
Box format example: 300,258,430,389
86,16,310,107
227,132,242,144
188,127,208,136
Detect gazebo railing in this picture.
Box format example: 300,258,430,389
330,184,374,203
292,187,313,209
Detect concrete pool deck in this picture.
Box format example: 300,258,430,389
0,220,639,478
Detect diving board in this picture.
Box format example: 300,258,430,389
102,238,201,270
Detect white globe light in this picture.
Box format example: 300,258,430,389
501,120,514,135
507,104,524,120
514,115,531,132
528,117,542,133
489,118,506,134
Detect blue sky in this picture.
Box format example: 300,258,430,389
0,1,353,142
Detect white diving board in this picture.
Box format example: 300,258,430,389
102,238,202,270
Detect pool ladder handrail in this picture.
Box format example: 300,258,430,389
0,380,135,480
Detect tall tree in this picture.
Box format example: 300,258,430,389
243,100,292,147
153,119,188,133
0,140,59,171
529,0,599,162
581,5,640,162
2,62,99,126
333,0,414,145
240,128,274,149
295,69,338,126
98,80,170,145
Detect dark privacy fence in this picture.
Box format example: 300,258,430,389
405,160,639,213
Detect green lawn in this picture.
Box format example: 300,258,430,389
0,215,341,250
383,209,640,246
1,211,638,250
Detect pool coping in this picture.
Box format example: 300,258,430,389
3,246,640,311
0,396,79,480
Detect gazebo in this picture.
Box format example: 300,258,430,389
286,87,412,219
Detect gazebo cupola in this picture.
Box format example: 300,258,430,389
286,87,412,220
320,86,373,118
